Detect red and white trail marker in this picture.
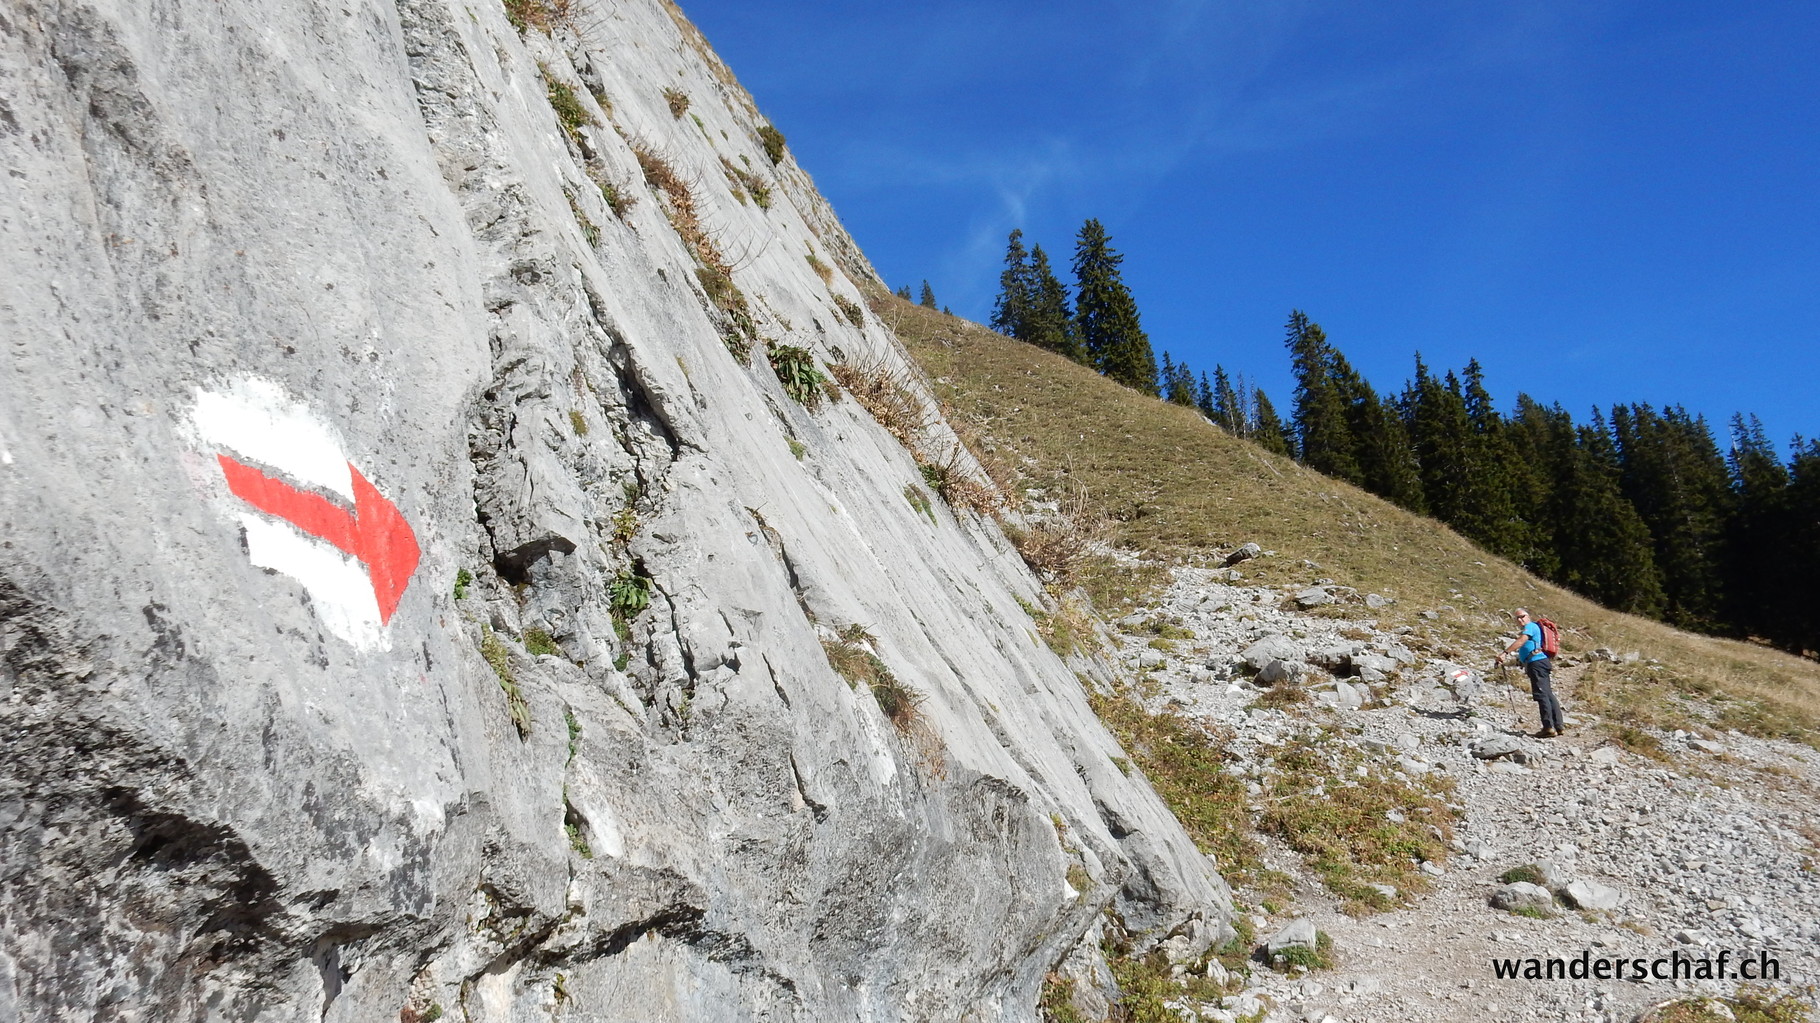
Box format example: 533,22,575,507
190,378,421,650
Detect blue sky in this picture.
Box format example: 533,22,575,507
680,1,1820,454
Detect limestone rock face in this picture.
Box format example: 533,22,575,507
0,2,1228,1020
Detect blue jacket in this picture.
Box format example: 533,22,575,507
1517,621,1546,663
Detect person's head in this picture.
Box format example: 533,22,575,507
1513,608,1530,624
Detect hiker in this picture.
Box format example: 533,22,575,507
1497,607,1565,738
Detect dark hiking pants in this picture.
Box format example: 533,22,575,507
1525,656,1564,732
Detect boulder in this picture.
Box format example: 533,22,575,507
1294,586,1334,609
1241,634,1303,672
1224,542,1262,566
1305,642,1357,671
1256,659,1308,685
1471,735,1526,762
1559,880,1622,911
1265,918,1319,955
1490,882,1555,915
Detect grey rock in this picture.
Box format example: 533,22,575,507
1559,880,1622,911
1365,592,1391,608
1256,659,1309,685
1241,633,1304,671
1265,918,1320,955
1224,542,1263,566
1472,735,1528,762
1305,642,1357,671
1690,739,1727,755
1490,882,1555,915
1294,586,1334,609
0,2,1233,1019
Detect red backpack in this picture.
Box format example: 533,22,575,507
1534,616,1561,658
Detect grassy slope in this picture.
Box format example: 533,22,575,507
879,294,1820,744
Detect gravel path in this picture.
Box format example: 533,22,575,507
1111,562,1820,1022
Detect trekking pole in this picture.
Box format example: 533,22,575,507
1494,659,1518,732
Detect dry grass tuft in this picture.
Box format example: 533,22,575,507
1003,487,1105,587
830,358,930,447
504,0,574,33
822,630,924,733
633,144,723,272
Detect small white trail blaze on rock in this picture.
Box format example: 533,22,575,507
188,377,421,652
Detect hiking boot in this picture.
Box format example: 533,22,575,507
1533,729,1557,739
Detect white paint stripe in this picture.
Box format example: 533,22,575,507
240,513,388,652
193,378,354,501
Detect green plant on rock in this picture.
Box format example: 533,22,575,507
598,179,635,219
833,294,865,328
757,123,787,164
1270,931,1335,972
566,191,599,245
1037,973,1087,1023
903,484,937,525
540,65,594,144
1499,864,1547,886
766,341,827,407
480,627,531,737
563,798,593,858
453,568,474,600
609,570,652,618
524,627,560,657
821,629,923,732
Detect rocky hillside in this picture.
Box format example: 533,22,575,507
0,2,1230,1020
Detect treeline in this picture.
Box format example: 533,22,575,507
985,227,1817,655
1282,310,1819,654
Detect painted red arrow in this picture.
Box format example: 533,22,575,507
217,453,421,623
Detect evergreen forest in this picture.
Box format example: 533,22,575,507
988,226,1820,657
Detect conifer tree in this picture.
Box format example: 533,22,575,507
1779,439,1820,652
1284,311,1360,483
1025,245,1080,361
1505,394,1574,579
1724,414,1791,643
1252,388,1295,459
1161,352,1197,407
1211,366,1243,434
1326,348,1424,512
1195,371,1216,421
1552,411,1665,615
1454,360,1527,561
1611,404,1731,630
919,280,937,308
1072,219,1158,395
1403,357,1473,530
895,284,912,301
990,230,1032,339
